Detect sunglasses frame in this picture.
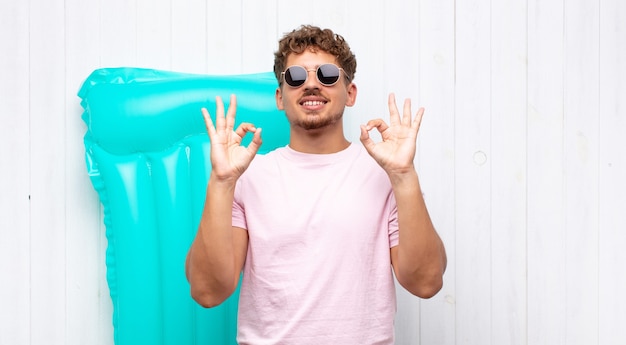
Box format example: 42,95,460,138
280,63,347,88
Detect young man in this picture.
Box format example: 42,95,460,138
186,25,447,344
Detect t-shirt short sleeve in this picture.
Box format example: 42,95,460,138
232,182,247,230
388,193,399,248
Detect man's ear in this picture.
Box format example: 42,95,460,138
275,87,285,110
345,83,357,107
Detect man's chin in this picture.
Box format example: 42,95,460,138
290,115,343,131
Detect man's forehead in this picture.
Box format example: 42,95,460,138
285,49,338,67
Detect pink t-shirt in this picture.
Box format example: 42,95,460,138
232,143,399,344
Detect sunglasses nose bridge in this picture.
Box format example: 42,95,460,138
302,68,321,87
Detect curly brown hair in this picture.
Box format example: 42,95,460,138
273,25,357,87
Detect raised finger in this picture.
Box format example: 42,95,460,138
387,93,401,126
225,94,237,131
402,98,412,126
214,96,226,131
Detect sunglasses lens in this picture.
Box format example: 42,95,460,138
284,66,307,87
317,64,341,85
283,64,342,87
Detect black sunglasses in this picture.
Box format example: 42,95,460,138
281,64,347,87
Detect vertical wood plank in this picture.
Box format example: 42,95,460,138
0,1,31,344
205,0,242,74
171,0,208,73
563,1,600,344
136,0,172,69
276,0,349,41
599,0,626,343
100,0,137,67
170,5,206,283
382,0,420,110
490,0,528,343
64,0,111,344
29,0,67,343
417,0,457,343
527,0,567,343
241,0,277,74
455,0,493,343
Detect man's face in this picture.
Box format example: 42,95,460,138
275,49,357,132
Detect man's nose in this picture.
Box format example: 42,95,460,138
302,69,320,89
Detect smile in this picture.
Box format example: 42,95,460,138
301,100,327,106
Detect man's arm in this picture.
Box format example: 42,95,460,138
389,170,446,298
360,93,446,298
186,178,249,308
185,95,261,307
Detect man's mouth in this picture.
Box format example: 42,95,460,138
300,100,327,106
299,92,329,109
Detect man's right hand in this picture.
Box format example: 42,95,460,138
202,94,262,182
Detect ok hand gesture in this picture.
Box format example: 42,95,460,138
202,95,262,182
360,93,424,176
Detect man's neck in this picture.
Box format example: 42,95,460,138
288,126,350,154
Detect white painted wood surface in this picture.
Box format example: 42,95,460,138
1,0,624,344
598,2,626,344
0,1,30,344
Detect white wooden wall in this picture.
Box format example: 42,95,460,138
1,0,624,344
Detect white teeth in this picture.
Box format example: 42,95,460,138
302,101,325,106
